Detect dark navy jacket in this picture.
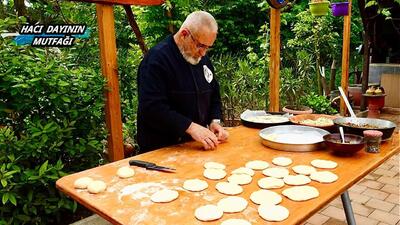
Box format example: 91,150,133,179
137,35,222,152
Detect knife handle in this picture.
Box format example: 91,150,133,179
129,160,155,168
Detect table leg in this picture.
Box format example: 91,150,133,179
341,191,356,225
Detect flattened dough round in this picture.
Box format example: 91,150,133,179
232,167,255,176
204,168,227,180
283,175,311,186
262,167,289,178
258,177,285,189
227,174,252,185
311,159,338,169
282,186,319,201
195,204,223,221
258,204,289,222
117,166,135,178
216,182,243,195
87,180,107,194
245,160,269,170
250,189,282,205
272,157,293,166
74,177,93,189
292,165,317,175
183,179,208,192
150,189,179,203
217,196,248,213
221,219,252,225
310,171,338,183
204,162,226,170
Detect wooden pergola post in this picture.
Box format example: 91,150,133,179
340,0,352,116
269,8,281,112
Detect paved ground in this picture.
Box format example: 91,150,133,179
72,112,400,225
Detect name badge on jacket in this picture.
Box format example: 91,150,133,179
203,65,213,83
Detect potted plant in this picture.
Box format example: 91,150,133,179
300,93,338,115
331,0,350,16
309,0,331,16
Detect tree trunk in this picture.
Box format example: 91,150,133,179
14,0,27,17
123,6,148,55
330,60,337,92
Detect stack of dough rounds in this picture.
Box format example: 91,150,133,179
272,157,293,166
231,167,255,176
311,159,337,169
204,162,226,170
310,171,338,183
183,179,208,192
282,186,319,201
258,204,289,222
217,196,248,213
283,175,311,186
216,182,243,195
87,180,107,194
194,204,223,221
227,174,252,185
245,160,269,170
258,177,285,189
292,165,317,175
221,219,251,225
204,168,227,180
116,166,135,178
262,167,289,178
150,189,179,203
250,190,282,205
74,177,93,189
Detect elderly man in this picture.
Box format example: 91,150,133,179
137,11,229,153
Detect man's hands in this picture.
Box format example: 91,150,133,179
186,122,229,150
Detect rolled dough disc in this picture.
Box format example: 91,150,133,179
221,219,252,225
245,160,269,170
250,189,282,205
258,204,289,222
217,196,248,213
283,175,311,186
150,189,179,203
292,165,317,175
282,186,319,201
194,204,223,221
215,182,243,195
262,167,289,178
311,159,338,169
227,174,252,185
117,166,135,178
258,177,285,189
87,180,107,194
74,177,93,189
204,162,226,170
232,167,255,176
183,179,208,192
204,168,227,180
272,157,293,166
310,171,338,183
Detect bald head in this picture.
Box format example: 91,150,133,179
179,11,218,35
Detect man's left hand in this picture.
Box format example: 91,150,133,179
209,122,229,142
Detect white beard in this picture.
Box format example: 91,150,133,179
177,44,201,65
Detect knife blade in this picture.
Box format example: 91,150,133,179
129,160,176,172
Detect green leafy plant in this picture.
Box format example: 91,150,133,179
301,92,338,114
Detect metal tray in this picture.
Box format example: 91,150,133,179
259,125,330,152
240,110,291,129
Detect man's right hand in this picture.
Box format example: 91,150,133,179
186,122,219,150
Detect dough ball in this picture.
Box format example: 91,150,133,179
231,167,255,176
250,189,282,205
204,161,226,170
87,180,107,194
258,177,285,189
217,196,248,213
194,204,223,221
74,177,93,189
183,179,208,192
117,166,135,178
262,167,289,178
310,171,338,183
283,175,311,186
245,160,269,170
150,189,179,203
311,159,338,169
282,186,319,201
292,165,317,175
272,156,293,166
221,219,252,225
258,204,289,222
215,182,243,195
227,174,252,185
204,168,227,180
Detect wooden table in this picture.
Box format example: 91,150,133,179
56,126,399,225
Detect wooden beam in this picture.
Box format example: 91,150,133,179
72,0,164,6
340,0,352,116
269,8,281,112
96,4,124,161
123,5,148,55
